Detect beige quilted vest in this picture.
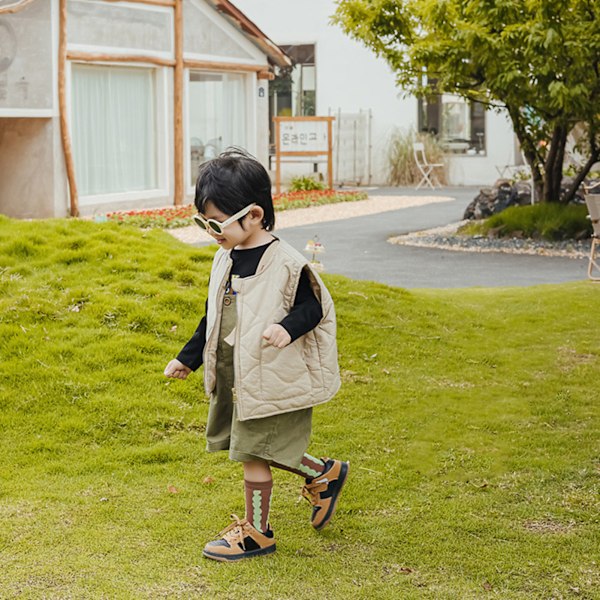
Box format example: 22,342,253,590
203,239,340,421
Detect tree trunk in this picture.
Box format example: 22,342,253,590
563,148,600,203
506,104,544,202
542,125,568,203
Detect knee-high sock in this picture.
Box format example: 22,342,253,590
271,453,326,480
244,479,272,533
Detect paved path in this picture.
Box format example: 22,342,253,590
185,187,590,289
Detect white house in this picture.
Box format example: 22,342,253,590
231,0,521,187
0,0,290,218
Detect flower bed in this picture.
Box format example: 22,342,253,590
273,189,367,211
105,189,368,229
105,205,196,229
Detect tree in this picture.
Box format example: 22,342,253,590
333,0,600,202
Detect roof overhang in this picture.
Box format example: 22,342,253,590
205,0,293,71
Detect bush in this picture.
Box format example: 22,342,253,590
461,203,593,240
387,128,447,186
288,175,326,192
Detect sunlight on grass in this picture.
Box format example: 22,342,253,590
0,215,598,598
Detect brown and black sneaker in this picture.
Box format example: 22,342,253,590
301,458,349,530
202,514,276,562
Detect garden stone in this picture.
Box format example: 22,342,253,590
495,182,516,212
463,176,595,220
514,181,532,206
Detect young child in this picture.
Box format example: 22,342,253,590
164,149,349,562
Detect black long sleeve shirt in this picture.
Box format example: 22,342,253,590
177,240,323,371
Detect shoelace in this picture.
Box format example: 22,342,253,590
301,480,328,506
218,514,247,550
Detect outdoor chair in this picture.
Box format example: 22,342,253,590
413,142,443,190
584,193,600,281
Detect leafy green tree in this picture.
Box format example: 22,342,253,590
333,0,600,202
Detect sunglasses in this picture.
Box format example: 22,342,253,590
193,204,255,235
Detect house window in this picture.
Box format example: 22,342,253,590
72,64,157,196
418,94,486,155
188,71,248,186
271,44,316,119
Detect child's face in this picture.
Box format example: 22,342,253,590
200,201,267,250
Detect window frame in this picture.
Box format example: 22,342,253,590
68,61,169,205
184,68,255,195
417,93,487,156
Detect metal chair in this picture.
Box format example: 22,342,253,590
413,142,443,190
584,193,600,281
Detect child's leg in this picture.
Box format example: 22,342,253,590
272,454,350,531
243,460,273,533
270,453,327,479
203,459,276,562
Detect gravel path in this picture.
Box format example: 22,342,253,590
167,192,591,260
167,194,454,245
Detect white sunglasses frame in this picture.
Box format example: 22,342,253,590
193,203,256,235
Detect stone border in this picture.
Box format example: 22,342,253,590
388,222,591,259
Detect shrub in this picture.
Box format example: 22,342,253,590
461,203,592,240
288,175,326,191
387,128,447,186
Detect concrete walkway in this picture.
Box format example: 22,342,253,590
186,186,590,289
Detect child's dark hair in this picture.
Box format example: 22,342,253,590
194,147,275,231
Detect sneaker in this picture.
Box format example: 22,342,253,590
301,458,349,530
202,514,276,562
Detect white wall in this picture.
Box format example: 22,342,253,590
232,0,416,184
232,0,516,186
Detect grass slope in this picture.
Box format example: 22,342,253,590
0,216,598,599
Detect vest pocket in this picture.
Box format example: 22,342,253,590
259,341,311,402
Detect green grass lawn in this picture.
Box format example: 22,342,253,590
0,215,598,599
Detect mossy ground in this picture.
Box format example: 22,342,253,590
0,215,598,598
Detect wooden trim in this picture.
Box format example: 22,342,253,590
203,0,292,69
184,59,268,73
101,0,176,6
173,0,184,206
58,0,79,217
67,51,176,67
258,70,274,81
273,116,335,123
275,118,281,194
277,151,330,157
0,0,36,14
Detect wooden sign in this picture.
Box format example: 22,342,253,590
273,116,334,193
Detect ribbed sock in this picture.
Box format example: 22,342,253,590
271,453,327,480
244,479,272,533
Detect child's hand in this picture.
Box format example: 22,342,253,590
262,324,291,348
164,358,192,380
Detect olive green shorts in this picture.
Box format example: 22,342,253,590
205,292,312,469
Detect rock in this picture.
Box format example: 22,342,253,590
463,187,497,220
464,177,591,220
495,182,516,212
493,178,512,188
514,181,532,206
